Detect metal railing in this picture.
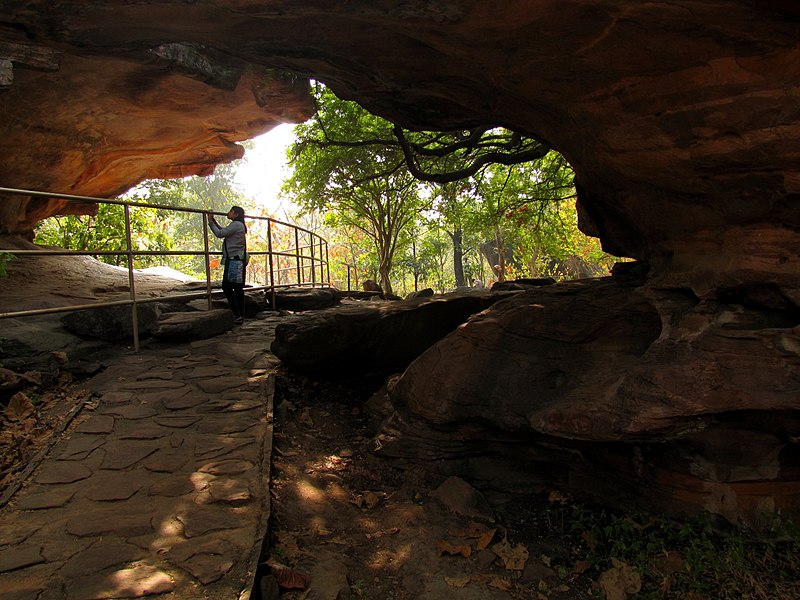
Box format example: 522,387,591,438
0,187,330,351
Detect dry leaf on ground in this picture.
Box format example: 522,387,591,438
453,522,497,550
444,575,471,588
491,537,529,571
266,558,309,590
437,538,472,558
5,393,34,421
598,557,642,600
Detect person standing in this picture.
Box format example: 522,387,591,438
208,206,248,324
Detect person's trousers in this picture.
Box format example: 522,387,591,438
222,259,246,318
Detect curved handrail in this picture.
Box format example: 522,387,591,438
0,187,330,351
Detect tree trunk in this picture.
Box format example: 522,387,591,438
452,227,465,287
494,227,506,282
379,263,393,295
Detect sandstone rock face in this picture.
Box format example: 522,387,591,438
271,291,511,376
3,2,800,524
373,278,800,525
0,2,797,282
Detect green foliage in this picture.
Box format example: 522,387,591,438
284,83,618,292
0,252,14,277
285,84,428,294
34,203,174,268
567,504,800,599
34,165,256,279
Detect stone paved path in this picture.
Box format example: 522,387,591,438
0,318,279,600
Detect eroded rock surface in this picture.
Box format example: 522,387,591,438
271,291,512,376
0,2,798,286
370,277,800,525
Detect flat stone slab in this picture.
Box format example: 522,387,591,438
83,475,143,501
196,376,248,394
0,544,44,573
64,565,176,599
175,507,246,538
66,509,154,537
60,540,145,577
15,487,76,510
167,537,240,584
34,462,92,484
101,405,159,419
153,415,201,429
99,442,158,470
57,436,105,460
162,394,206,410
74,415,115,434
148,477,195,498
151,309,234,342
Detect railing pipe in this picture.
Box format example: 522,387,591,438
202,212,213,310
310,232,316,287
123,203,140,352
0,187,330,341
267,220,276,309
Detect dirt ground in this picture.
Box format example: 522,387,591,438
263,369,605,600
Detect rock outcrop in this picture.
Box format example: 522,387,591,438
2,2,800,524
370,277,800,525
271,291,512,376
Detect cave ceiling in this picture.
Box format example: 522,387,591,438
1,1,800,291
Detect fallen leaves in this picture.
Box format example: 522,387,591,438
266,558,309,590
352,490,385,510
0,378,90,501
436,521,497,559
437,538,472,558
5,392,35,421
492,536,530,571
598,557,642,600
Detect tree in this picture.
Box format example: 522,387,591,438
284,83,616,291
34,202,174,268
285,85,428,294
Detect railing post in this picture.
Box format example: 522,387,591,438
317,238,323,285
294,227,301,285
326,241,330,287
123,203,140,353
310,232,316,287
267,219,276,310
202,212,212,310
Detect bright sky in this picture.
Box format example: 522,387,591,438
232,122,299,218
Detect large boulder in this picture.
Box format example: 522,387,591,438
61,302,186,341
151,309,234,341
371,277,800,525
271,291,514,376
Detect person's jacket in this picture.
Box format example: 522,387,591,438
209,219,246,263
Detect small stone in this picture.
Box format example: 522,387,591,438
430,476,494,521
